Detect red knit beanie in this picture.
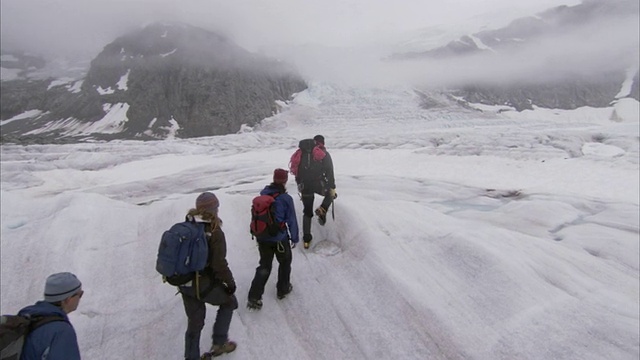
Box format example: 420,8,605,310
273,168,289,184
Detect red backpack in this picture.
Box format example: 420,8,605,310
250,193,282,239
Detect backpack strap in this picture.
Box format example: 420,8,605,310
270,193,287,230
29,315,67,332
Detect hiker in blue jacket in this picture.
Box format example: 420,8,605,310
18,272,83,360
247,168,299,310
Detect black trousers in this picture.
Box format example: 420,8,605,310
301,187,333,218
180,275,238,360
248,240,292,300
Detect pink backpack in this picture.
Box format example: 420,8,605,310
289,139,325,176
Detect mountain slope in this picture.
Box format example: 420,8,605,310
0,23,307,143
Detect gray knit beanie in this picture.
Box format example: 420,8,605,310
44,272,82,303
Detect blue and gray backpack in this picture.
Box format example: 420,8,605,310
156,216,209,286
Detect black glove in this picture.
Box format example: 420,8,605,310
291,241,297,249
224,283,236,295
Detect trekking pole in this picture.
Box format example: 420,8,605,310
331,198,335,221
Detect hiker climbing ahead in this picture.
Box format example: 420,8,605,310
289,134,337,249
247,168,299,310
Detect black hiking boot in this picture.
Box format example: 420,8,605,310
315,207,327,226
277,284,293,299
246,298,263,310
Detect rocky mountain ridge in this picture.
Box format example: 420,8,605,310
1,1,638,144
1,22,307,143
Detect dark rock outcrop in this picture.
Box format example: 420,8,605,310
453,71,633,111
1,22,307,143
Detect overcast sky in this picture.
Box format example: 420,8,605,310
1,0,582,58
3,0,638,88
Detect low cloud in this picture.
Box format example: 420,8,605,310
275,11,639,88
1,0,579,57
3,0,635,88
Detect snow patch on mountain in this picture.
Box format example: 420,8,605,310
116,70,130,91
77,103,129,134
24,117,78,136
47,77,75,90
163,116,180,139
0,110,44,126
96,86,115,95
25,103,130,137
68,80,83,93
616,67,639,99
160,49,177,57
469,34,494,51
